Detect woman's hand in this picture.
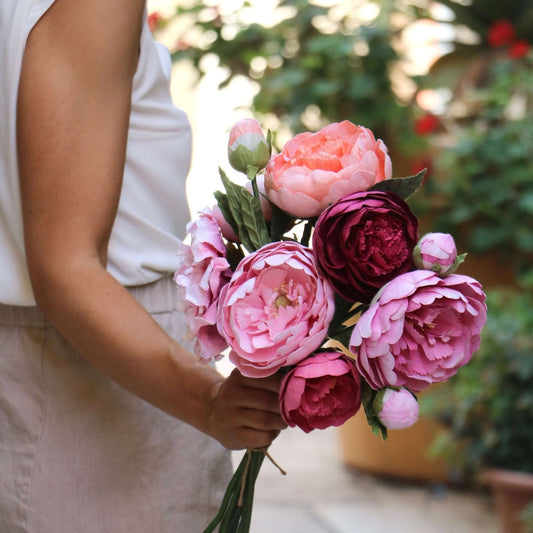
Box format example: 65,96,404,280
207,369,287,450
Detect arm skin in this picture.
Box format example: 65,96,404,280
16,0,285,451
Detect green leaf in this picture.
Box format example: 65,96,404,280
361,381,388,440
369,169,426,200
219,168,271,252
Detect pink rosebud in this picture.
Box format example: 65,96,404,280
350,270,487,392
228,118,270,174
174,211,232,361
264,121,392,219
312,190,418,303
279,351,362,433
209,204,240,242
413,232,458,276
375,388,419,430
217,241,336,377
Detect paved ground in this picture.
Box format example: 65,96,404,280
238,427,498,533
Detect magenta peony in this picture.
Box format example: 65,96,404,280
279,351,362,433
264,121,392,219
174,211,232,361
375,388,419,430
413,232,457,276
350,270,487,392
217,241,335,377
312,190,418,303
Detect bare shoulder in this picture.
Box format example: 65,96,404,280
27,0,146,78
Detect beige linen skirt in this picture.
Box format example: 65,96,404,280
0,276,231,533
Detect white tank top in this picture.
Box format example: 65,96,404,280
0,0,192,306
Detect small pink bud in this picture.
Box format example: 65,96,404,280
375,388,419,430
228,119,270,174
413,232,458,276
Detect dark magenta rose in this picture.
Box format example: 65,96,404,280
312,190,418,303
279,351,362,433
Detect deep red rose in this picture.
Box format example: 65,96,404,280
414,114,440,136
279,351,362,433
488,20,515,47
509,39,530,58
312,190,418,303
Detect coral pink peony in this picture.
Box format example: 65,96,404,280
264,121,392,218
350,270,487,392
174,211,232,361
375,388,419,430
312,190,418,303
279,351,362,433
413,232,457,276
217,241,336,377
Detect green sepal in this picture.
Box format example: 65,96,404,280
369,169,426,200
444,252,467,276
361,381,388,440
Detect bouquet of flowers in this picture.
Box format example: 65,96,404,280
174,119,487,533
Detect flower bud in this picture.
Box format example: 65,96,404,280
413,232,457,276
374,388,419,430
228,118,270,174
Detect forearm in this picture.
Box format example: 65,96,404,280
32,260,224,436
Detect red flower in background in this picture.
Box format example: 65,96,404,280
488,20,515,47
509,39,531,58
147,11,163,32
414,114,440,136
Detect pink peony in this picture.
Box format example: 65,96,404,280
210,204,240,242
264,121,392,219
228,118,270,174
217,241,336,377
312,190,418,303
413,232,457,276
375,388,419,430
350,270,487,392
279,351,362,433
174,211,232,361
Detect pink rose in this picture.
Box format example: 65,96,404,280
264,121,392,218
279,351,362,433
217,241,336,377
350,270,487,392
312,190,418,303
174,211,232,361
375,388,419,430
228,118,270,174
413,232,457,276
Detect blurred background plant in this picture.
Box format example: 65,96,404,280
165,0,432,163
410,0,533,289
424,289,533,480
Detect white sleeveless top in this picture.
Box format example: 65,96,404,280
0,0,192,306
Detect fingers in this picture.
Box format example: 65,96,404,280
206,368,288,450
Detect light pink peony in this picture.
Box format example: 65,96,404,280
279,351,362,433
375,388,419,430
264,121,392,219
174,211,232,361
413,233,457,276
217,241,336,377
210,204,240,242
350,270,487,392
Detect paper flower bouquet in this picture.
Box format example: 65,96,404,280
174,119,487,533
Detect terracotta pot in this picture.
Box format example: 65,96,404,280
338,408,450,483
484,468,533,533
